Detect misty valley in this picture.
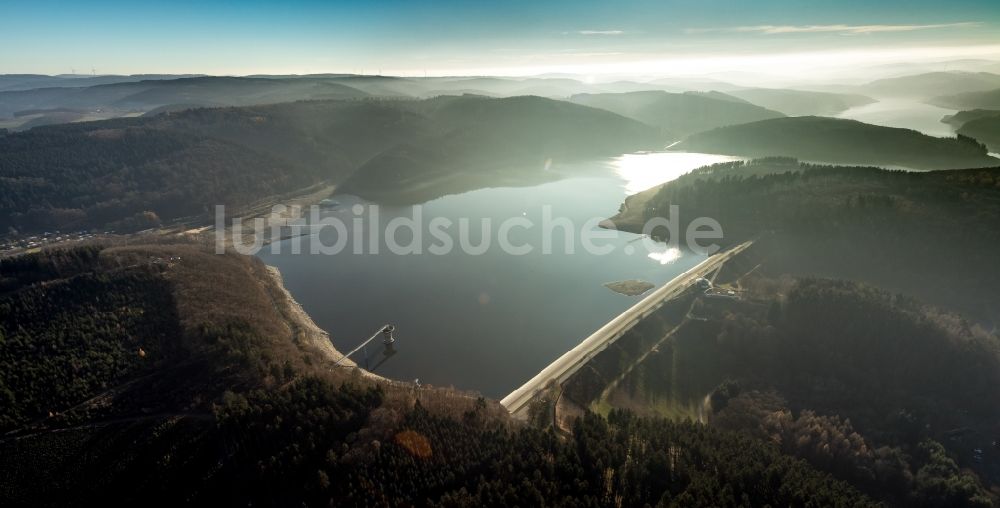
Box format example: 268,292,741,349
3,4,1000,506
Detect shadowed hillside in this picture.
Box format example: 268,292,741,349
956,115,1000,152
607,159,1000,324
583,270,999,506
338,94,659,202
0,96,657,235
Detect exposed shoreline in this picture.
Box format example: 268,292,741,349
265,264,387,381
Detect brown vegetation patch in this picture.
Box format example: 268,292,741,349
394,429,432,459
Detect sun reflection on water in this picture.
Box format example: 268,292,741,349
648,247,682,265
611,152,740,195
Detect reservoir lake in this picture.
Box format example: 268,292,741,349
258,152,737,397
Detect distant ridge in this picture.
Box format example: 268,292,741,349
0,76,370,118
862,71,1000,98
677,116,998,170
570,90,784,139
931,87,1000,110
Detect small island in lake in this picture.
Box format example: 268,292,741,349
604,279,655,296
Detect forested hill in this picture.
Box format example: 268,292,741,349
571,271,1000,506
677,116,998,170
942,109,1000,128
955,114,1000,152
0,242,876,506
337,94,658,203
0,241,325,433
569,90,785,139
932,87,1000,110
0,96,657,235
607,159,1000,323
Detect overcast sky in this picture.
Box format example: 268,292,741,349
3,0,999,82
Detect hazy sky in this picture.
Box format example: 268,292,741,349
3,0,999,81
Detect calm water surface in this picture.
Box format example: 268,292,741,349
836,99,957,138
258,152,737,397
